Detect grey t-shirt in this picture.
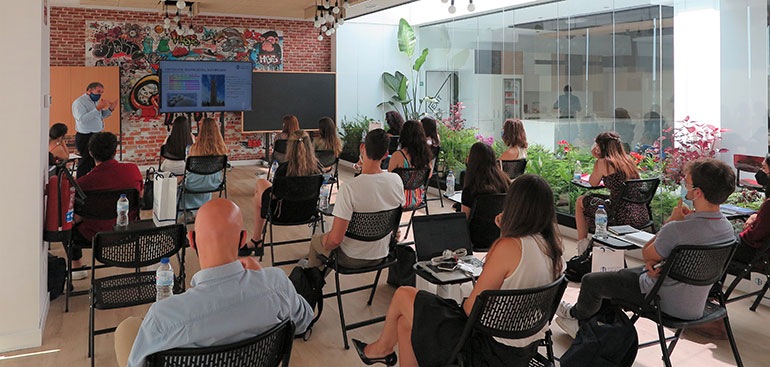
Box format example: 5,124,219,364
638,211,735,320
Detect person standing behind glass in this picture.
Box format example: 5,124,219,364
553,85,581,119
72,82,117,178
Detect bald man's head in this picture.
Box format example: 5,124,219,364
191,199,246,269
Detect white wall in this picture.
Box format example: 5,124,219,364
0,0,50,353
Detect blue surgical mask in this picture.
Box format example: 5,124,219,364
680,181,694,209
89,93,101,102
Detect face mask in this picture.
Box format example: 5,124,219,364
680,180,694,209
89,93,101,102
756,170,769,189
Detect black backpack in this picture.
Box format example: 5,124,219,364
386,244,416,287
565,252,592,282
142,167,156,210
47,253,67,301
561,305,639,367
288,266,326,340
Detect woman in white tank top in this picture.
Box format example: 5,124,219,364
354,174,564,367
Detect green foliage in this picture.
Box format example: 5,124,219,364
525,145,595,213
339,115,373,158
397,18,416,58
437,122,477,173
727,190,766,211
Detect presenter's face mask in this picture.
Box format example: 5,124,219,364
89,93,102,102
680,178,695,209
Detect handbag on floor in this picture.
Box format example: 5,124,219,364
387,243,416,287
48,253,66,300
289,266,325,340
560,305,638,367
142,167,156,210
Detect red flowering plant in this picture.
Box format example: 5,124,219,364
442,102,467,131
656,116,729,186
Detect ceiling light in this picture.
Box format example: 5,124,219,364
326,29,333,36
467,0,475,12
448,5,456,13
176,0,186,10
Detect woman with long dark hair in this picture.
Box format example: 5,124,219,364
49,123,70,163
420,116,440,147
461,142,510,217
574,131,646,253
353,174,564,367
388,120,432,208
161,115,195,174
385,110,404,136
313,116,342,157
498,119,527,161
244,130,321,257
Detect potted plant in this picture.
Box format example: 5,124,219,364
339,115,373,163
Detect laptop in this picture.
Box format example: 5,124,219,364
412,213,484,282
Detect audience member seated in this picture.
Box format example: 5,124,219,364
574,131,647,253
159,115,195,175
388,120,433,209
273,114,299,163
498,119,528,161
305,128,405,271
70,132,143,279
385,110,404,136
459,142,510,217
179,117,227,211
556,158,736,338
420,116,440,148
246,130,321,257
313,116,342,177
734,154,770,264
113,199,313,367
49,123,70,164
354,174,564,367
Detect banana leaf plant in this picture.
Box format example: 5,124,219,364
378,18,438,119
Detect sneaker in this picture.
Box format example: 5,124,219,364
556,301,574,320
576,238,590,254
556,316,579,339
71,270,88,280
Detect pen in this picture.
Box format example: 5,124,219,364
641,262,664,274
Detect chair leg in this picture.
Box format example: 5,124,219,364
655,315,673,367
724,267,748,301
334,270,350,349
723,316,744,367
404,210,416,238
545,330,555,363
666,329,683,356
260,221,268,263
367,269,383,306
269,223,276,267
65,241,72,313
88,296,94,359
750,266,770,311
434,175,444,208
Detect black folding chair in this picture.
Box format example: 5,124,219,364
261,174,325,266
158,144,185,171
64,188,141,312
445,275,568,367
426,145,445,208
88,224,186,367
393,166,431,238
315,149,340,197
617,241,743,367
322,206,403,349
146,319,296,367
617,177,660,233
724,238,770,311
499,159,527,180
468,193,506,251
178,155,228,223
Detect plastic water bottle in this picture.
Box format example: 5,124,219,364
270,160,279,182
446,171,456,196
298,258,309,269
361,129,367,142
574,161,582,181
185,144,191,157
594,205,608,240
156,257,174,301
319,180,330,210
116,194,129,228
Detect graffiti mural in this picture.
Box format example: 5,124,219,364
85,21,283,120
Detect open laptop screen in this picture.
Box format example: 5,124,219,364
412,213,473,261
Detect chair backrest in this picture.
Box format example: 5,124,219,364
733,154,763,174
658,241,736,287
388,135,400,154
147,319,295,367
92,224,185,268
75,189,140,221
500,159,527,179
392,166,431,191
160,144,185,161
271,174,324,202
314,150,338,169
447,275,568,364
274,139,288,154
620,177,659,205
468,193,506,251
185,155,227,175
345,207,403,242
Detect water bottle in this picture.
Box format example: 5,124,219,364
446,170,455,196
298,258,309,269
594,205,608,240
116,194,129,228
361,129,367,143
574,161,582,181
269,160,279,182
156,257,174,301
185,144,191,158
319,180,330,210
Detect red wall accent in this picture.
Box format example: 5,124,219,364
51,6,331,166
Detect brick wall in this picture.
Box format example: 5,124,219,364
51,6,331,166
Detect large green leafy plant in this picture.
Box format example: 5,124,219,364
339,115,373,160
379,18,437,119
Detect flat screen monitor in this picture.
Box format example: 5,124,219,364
159,60,252,113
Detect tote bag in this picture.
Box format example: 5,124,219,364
153,172,177,227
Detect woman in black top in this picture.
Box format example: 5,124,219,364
461,142,510,217
385,110,405,136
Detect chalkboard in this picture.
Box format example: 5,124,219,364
242,72,336,132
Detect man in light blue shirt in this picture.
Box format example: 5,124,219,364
72,82,116,177
553,85,582,118
114,199,313,367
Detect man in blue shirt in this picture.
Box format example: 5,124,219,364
114,199,313,367
553,85,582,118
71,82,116,177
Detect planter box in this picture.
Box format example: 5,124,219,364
557,212,577,229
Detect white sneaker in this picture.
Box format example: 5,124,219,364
576,238,590,254
556,301,574,320
71,270,88,280
556,316,579,339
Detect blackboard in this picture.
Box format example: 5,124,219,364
242,72,336,132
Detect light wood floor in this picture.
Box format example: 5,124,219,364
3,165,769,366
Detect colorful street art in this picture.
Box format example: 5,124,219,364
85,21,283,120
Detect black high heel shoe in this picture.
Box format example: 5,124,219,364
352,339,397,366
251,239,264,257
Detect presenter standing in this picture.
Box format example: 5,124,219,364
72,82,117,177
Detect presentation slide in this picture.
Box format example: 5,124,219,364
159,61,252,113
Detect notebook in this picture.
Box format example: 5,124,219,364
609,225,639,236
412,213,483,282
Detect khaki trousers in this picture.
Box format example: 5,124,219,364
307,234,385,269
114,316,143,367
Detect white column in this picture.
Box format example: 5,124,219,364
0,0,50,353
